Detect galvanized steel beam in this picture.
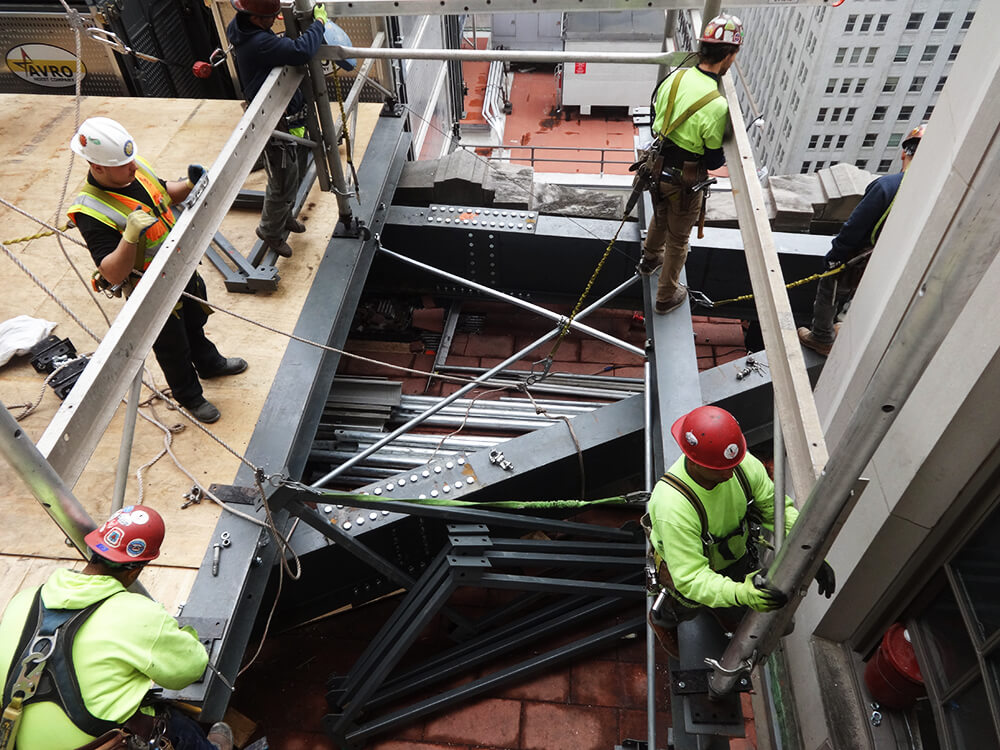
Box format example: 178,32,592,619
323,0,828,17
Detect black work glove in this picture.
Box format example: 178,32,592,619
186,164,206,188
815,560,836,598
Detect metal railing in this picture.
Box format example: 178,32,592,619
488,145,634,175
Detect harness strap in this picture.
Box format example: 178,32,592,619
3,588,124,739
658,69,723,140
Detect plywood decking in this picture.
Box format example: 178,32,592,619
0,94,380,613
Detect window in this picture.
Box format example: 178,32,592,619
909,76,925,93
962,12,975,31
922,45,939,62
935,76,948,93
898,105,914,121
866,47,879,64
822,135,833,149
845,14,858,32
817,107,828,122
882,77,899,93
816,161,825,170
851,47,864,64
862,133,877,148
876,14,890,33
856,78,868,94
887,133,903,148
877,159,893,173
836,135,847,149
934,12,952,31
949,45,961,62
924,105,935,120
835,47,847,64
894,46,911,63
906,12,923,31
808,135,819,149
859,14,873,33
855,159,867,170
840,78,853,94
801,162,812,174
830,107,842,122
845,107,857,123
873,106,887,122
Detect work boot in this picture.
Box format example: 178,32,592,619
185,399,220,424
285,216,307,233
647,612,679,659
206,722,234,750
256,227,292,258
201,357,248,379
638,257,661,276
655,287,688,315
797,327,833,356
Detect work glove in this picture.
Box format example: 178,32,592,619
185,164,206,189
815,560,836,598
313,2,328,23
122,210,157,244
734,571,788,613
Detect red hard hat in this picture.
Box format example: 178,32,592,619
671,406,747,470
231,0,280,17
85,505,165,564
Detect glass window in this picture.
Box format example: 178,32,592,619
801,161,811,174
808,135,819,149
894,45,911,63
953,509,1000,642
836,135,847,149
887,133,903,148
924,105,935,120
877,159,893,172
909,76,925,93
963,12,975,31
917,576,979,688
832,107,843,122
822,135,833,149
935,76,948,93
845,107,857,123
817,107,828,122
944,680,1000,748
922,45,939,63
816,161,825,170
898,105,914,121
866,47,879,64
876,14,890,33
835,47,847,64
845,14,858,33
851,47,864,64
856,78,868,94
883,76,899,93
906,12,924,31
949,45,961,62
934,12,952,31
826,78,837,95
855,159,867,170
873,106,887,121
862,133,877,148
840,78,853,94
860,14,873,33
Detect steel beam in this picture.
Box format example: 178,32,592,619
323,45,684,65
720,74,827,503
36,65,305,487
322,0,828,17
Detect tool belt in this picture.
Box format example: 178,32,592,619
74,711,171,750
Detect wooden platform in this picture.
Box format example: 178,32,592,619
0,93,380,614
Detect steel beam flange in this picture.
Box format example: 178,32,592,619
673,669,752,695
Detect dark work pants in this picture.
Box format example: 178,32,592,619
165,707,217,750
152,273,224,408
259,140,307,238
650,554,752,634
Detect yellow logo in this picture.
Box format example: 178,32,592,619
6,44,86,88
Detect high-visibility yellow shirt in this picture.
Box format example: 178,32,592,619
652,66,729,157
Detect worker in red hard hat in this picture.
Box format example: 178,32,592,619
644,406,836,657
0,506,233,750
639,14,743,315
798,124,927,357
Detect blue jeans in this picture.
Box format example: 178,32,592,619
165,707,217,750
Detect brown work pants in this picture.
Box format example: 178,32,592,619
642,180,702,306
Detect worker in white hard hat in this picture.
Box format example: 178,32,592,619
639,14,743,315
67,117,248,424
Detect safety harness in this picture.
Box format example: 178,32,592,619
0,589,123,748
655,67,723,144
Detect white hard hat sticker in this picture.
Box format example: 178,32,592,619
685,431,699,446
724,443,740,459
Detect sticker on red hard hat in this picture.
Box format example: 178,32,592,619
131,509,149,525
126,539,147,558
103,528,124,547
685,431,699,446
724,443,740,460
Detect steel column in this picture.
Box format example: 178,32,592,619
111,369,143,512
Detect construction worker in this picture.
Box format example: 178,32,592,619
0,506,233,750
645,405,835,657
227,0,328,259
68,117,248,424
639,14,742,314
798,124,926,356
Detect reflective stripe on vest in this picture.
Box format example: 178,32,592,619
67,157,175,269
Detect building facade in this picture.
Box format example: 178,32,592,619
732,1,978,176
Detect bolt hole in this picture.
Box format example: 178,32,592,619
881,404,895,413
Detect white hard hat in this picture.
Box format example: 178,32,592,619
70,117,137,167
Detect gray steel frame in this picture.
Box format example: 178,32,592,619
322,0,828,16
